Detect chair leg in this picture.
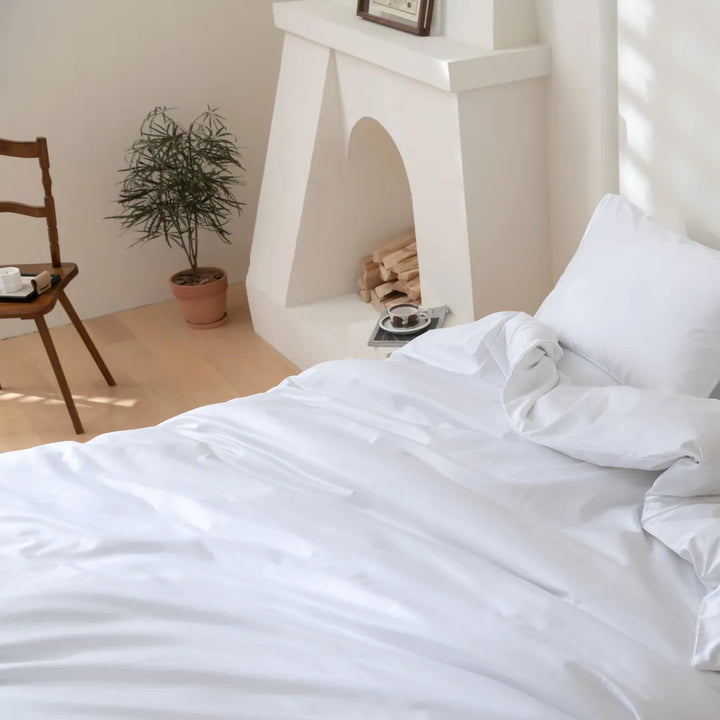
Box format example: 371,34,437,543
34,315,84,435
58,291,116,387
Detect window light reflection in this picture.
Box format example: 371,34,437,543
0,391,138,408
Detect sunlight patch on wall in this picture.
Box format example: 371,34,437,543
618,0,655,217
618,154,651,211
619,101,653,162
618,0,720,249
617,0,655,36
618,44,655,103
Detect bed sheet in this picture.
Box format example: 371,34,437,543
0,321,718,719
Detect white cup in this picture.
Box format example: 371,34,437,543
388,303,428,329
0,267,22,293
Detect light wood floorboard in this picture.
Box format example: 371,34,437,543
0,284,298,453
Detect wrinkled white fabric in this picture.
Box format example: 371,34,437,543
436,312,720,670
0,314,719,718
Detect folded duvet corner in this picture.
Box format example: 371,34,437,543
490,312,720,672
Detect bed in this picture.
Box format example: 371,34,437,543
1,195,720,719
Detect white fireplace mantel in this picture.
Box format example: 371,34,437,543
247,1,552,370
273,1,551,93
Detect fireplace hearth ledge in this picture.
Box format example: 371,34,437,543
248,287,386,369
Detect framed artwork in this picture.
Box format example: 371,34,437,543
356,0,435,37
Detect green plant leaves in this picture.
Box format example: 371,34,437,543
108,106,245,279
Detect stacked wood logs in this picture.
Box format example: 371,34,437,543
357,230,420,311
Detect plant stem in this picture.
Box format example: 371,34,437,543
191,220,199,279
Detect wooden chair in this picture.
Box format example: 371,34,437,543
0,137,115,434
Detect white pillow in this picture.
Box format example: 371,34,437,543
536,194,720,397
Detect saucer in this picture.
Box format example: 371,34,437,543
0,276,35,299
380,314,431,335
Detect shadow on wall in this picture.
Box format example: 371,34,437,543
618,0,720,248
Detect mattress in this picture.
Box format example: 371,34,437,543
0,317,718,719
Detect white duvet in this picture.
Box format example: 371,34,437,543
1,313,719,719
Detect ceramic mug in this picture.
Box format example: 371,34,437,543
0,267,22,294
388,303,428,329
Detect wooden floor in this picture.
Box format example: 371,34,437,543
0,284,298,453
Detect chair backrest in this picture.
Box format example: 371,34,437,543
0,137,61,268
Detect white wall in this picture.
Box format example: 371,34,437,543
536,0,619,280
10,1,713,343
0,0,284,338
539,0,720,276
618,0,720,248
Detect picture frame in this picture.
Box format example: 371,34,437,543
356,0,435,37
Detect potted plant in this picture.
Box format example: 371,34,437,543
110,106,245,328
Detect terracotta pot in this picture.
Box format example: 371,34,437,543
169,267,228,329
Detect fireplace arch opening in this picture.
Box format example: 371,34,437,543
347,117,414,264
349,117,422,310
285,112,415,308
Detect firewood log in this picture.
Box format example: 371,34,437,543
382,243,417,271
397,268,419,283
379,264,398,282
358,277,376,295
372,231,415,264
359,266,382,290
389,255,419,274
357,287,371,303
374,280,404,299
370,289,385,312
405,276,421,302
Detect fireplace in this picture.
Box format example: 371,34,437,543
247,0,552,369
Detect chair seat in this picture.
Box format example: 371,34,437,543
0,262,78,319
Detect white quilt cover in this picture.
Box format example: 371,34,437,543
1,313,719,719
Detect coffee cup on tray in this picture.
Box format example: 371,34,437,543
0,266,22,294
387,303,428,329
